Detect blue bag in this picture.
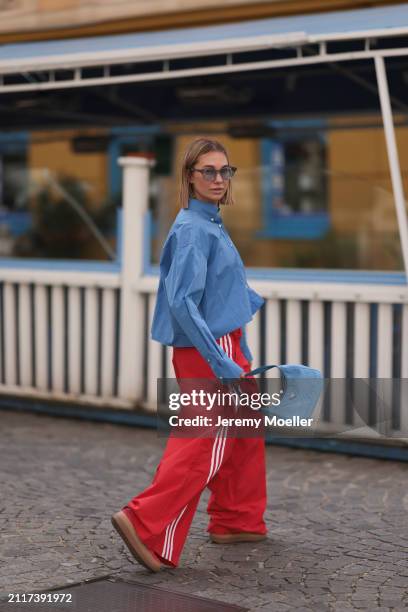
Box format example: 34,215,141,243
243,364,323,420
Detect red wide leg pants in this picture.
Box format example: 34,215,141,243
122,327,267,567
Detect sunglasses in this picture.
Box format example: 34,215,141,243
190,165,237,182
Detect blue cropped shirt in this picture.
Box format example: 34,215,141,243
150,197,264,381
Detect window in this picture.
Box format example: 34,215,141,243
258,134,330,239
0,135,31,257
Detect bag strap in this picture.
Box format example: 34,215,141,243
241,364,287,397
243,364,280,377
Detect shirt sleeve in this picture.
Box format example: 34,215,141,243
164,226,243,381
239,324,253,364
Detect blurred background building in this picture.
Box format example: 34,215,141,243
0,0,407,272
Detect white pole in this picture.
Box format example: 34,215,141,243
375,55,408,281
118,156,155,403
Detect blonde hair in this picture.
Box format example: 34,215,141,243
179,137,235,209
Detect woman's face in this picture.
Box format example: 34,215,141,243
189,151,229,204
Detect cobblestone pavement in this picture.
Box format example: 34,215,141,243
0,410,407,611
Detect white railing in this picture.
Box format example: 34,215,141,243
0,270,125,406
0,157,407,444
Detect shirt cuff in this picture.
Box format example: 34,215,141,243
205,353,243,381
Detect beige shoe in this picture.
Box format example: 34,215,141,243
210,532,267,544
111,510,162,572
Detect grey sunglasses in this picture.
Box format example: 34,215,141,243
190,166,237,181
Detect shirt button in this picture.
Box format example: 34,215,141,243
219,224,222,228
207,358,211,362
210,218,214,222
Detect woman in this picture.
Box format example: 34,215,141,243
112,137,267,572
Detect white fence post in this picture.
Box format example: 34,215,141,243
118,156,155,403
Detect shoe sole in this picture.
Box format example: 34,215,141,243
111,511,161,572
210,533,267,544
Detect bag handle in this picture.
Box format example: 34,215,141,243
243,364,280,377
238,364,287,397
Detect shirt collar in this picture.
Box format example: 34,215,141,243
188,197,221,221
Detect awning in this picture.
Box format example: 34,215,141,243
0,3,408,93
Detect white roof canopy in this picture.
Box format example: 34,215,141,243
0,3,408,93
